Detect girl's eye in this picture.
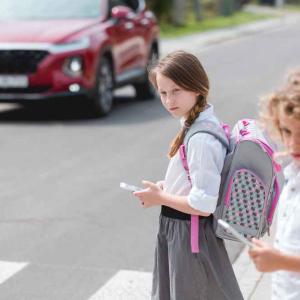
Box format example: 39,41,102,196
160,91,166,96
281,128,291,135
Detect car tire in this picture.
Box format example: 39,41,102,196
134,48,158,100
91,56,114,116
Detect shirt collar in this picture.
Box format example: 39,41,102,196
180,104,214,127
284,162,300,181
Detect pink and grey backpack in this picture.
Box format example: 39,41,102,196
180,119,284,253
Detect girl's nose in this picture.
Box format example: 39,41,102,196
165,94,174,105
289,135,300,148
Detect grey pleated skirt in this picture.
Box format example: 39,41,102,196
151,214,244,300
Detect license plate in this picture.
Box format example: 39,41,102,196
0,75,29,88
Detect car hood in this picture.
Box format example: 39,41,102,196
0,19,98,44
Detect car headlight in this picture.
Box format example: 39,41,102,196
63,56,83,77
50,37,90,54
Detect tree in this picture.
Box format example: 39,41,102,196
193,0,203,21
146,0,172,21
171,0,187,26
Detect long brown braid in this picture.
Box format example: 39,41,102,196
148,51,209,158
168,96,207,158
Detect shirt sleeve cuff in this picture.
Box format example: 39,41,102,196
187,186,218,214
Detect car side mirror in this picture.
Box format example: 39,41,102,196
111,5,135,21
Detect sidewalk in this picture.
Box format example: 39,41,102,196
161,4,300,56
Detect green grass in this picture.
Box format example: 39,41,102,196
160,11,273,38
284,4,300,12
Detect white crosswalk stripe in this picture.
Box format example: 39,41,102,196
0,260,28,285
88,270,152,300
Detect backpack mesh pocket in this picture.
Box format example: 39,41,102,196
223,169,266,236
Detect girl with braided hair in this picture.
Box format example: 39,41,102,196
133,51,243,300
248,68,300,299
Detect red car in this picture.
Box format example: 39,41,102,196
0,0,159,115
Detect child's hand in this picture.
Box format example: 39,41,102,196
156,180,165,190
133,180,164,208
248,238,283,272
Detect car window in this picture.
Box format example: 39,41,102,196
0,0,102,20
109,0,139,12
124,0,139,11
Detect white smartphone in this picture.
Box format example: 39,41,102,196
120,182,143,192
217,219,254,247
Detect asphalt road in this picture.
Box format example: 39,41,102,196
0,19,299,299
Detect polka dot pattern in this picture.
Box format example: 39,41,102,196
224,169,266,237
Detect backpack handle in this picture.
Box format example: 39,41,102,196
221,122,231,141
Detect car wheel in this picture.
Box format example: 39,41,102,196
134,49,158,100
92,56,114,116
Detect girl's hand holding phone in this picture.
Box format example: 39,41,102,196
156,180,165,190
248,238,284,272
133,180,165,208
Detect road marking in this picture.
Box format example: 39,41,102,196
88,270,152,300
0,260,28,285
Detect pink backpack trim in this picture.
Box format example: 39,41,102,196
255,140,281,224
179,144,200,253
241,138,281,225
234,119,282,226
221,122,231,140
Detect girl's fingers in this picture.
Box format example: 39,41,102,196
133,191,142,197
142,180,157,189
133,190,148,197
156,181,164,190
248,248,260,258
251,238,265,247
248,250,255,258
248,241,265,257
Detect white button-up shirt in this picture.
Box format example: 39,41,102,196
272,162,300,300
164,104,226,213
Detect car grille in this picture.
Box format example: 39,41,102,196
0,50,49,74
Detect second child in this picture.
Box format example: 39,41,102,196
248,69,300,299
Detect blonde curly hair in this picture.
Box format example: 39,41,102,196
260,68,300,142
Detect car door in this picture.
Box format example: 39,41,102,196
122,0,147,69
108,0,142,77
125,0,151,68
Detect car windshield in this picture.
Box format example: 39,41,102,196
0,0,102,20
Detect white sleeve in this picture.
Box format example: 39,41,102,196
186,133,226,213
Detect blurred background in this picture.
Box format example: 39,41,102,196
0,0,299,299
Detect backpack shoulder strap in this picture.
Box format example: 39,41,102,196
179,120,229,254
184,121,230,151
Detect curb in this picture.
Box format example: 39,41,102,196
161,11,300,56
